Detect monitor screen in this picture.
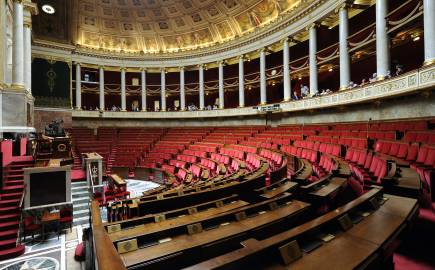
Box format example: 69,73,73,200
29,171,67,207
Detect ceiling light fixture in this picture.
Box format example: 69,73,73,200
42,4,55,14
413,36,420,42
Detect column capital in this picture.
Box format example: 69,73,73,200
120,67,127,72
140,67,147,72
98,65,105,70
179,66,185,71
160,67,166,72
306,22,320,31
13,0,24,4
280,37,290,44
218,60,225,66
23,1,38,15
73,61,81,66
336,2,350,13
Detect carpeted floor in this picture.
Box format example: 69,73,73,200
394,208,435,270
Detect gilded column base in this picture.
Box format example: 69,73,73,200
339,86,348,91
141,109,147,112
238,105,245,108
260,102,267,105
9,83,26,91
161,109,166,112
121,109,127,112
75,107,82,111
376,75,386,81
283,98,290,102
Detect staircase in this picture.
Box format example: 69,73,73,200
0,160,33,260
71,150,82,170
71,181,90,227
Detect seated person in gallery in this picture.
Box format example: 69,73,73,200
395,64,404,76
300,84,309,97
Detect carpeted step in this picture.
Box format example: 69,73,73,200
0,193,22,200
0,214,20,223
2,185,25,193
0,238,18,250
0,229,18,240
0,206,19,215
6,171,24,176
0,244,25,260
4,180,24,186
4,175,24,180
0,199,20,207
0,221,19,231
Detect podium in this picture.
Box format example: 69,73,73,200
83,153,103,188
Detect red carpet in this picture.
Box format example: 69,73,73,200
71,169,86,182
394,208,435,270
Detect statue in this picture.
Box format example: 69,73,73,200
44,119,65,138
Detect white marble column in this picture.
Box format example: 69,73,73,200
12,0,24,89
141,69,147,111
424,0,435,64
260,48,267,105
99,66,104,110
309,25,318,96
120,67,126,111
75,63,81,109
238,56,245,107
339,5,350,90
376,0,390,80
199,64,205,110
23,24,31,91
282,38,291,101
179,67,186,111
218,61,224,109
0,0,6,89
160,68,166,111
23,1,36,92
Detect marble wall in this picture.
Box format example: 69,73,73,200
33,107,72,132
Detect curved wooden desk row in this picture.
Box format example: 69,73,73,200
111,193,298,246
111,161,269,217
121,196,311,269
184,187,419,270
105,194,241,230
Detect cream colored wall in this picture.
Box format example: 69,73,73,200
71,93,435,128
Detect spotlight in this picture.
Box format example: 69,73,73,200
413,36,420,42
328,67,333,72
42,4,55,14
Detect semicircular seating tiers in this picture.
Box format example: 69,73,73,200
67,118,434,269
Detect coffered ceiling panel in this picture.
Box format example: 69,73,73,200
70,0,303,53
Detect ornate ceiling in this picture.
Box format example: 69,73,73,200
35,0,308,54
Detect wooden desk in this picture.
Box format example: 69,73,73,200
121,200,310,268
261,181,298,199
309,177,347,198
109,199,249,242
277,234,378,270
